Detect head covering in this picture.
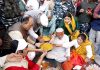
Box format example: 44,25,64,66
16,39,28,52
40,13,48,27
56,28,64,33
10,39,28,53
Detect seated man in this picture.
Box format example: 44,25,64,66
46,28,70,62
3,39,47,70
62,33,94,70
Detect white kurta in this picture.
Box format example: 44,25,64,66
64,39,93,59
46,34,69,62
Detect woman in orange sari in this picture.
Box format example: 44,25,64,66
62,33,95,70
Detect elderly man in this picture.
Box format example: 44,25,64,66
24,10,48,42
8,10,48,42
8,11,48,60
46,28,69,62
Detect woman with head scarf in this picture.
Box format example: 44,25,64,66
62,33,95,70
60,13,80,40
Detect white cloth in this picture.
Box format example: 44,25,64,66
64,39,93,59
27,52,35,60
4,59,28,70
39,0,49,14
56,28,64,32
9,31,23,40
16,39,36,60
28,27,39,39
16,39,28,52
46,34,69,62
0,55,7,67
40,13,48,27
26,0,39,10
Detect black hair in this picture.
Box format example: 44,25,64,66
64,13,72,19
21,15,31,24
78,33,86,42
10,40,18,53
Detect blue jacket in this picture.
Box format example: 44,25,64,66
91,19,100,31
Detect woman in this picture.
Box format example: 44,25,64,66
3,39,47,70
60,13,79,40
62,33,95,70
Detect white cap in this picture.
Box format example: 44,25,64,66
16,39,28,52
40,13,48,27
56,28,64,32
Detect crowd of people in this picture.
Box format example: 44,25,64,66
0,0,100,70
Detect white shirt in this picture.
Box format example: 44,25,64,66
64,39,93,58
28,27,38,39
26,0,39,10
25,10,41,39
0,55,7,67
53,34,70,57
47,34,70,62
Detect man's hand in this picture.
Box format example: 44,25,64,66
79,9,84,13
6,53,23,62
38,36,44,43
85,57,90,63
86,10,92,15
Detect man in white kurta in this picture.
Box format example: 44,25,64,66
46,28,70,62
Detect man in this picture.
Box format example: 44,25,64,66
8,10,48,43
46,28,69,62
8,12,48,60
24,10,48,42
89,1,100,65
89,1,100,52
77,0,96,33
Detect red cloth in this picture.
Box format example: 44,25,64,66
62,61,73,70
70,51,86,66
5,56,40,70
62,51,86,70
26,56,40,70
5,66,28,70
